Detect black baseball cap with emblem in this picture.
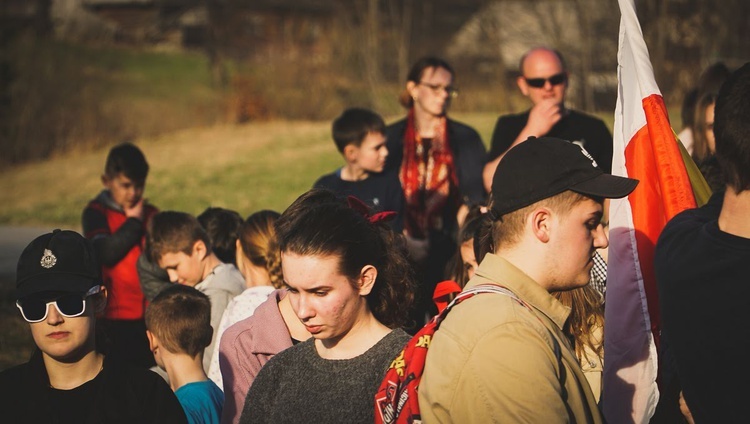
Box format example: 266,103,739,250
15,229,101,300
491,136,639,217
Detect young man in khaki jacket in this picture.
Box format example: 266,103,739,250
419,136,637,422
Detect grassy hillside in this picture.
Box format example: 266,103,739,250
3,38,225,166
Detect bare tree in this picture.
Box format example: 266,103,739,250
365,0,383,108
205,0,228,88
386,0,414,81
475,2,513,112
572,0,594,110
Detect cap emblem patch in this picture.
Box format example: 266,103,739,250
40,249,57,269
579,146,598,168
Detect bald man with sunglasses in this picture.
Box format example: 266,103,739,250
483,47,613,191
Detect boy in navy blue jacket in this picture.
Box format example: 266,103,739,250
314,108,403,230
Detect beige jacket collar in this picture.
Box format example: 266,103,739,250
468,253,571,330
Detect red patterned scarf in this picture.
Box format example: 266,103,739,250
400,109,458,239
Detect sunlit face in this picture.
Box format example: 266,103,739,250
103,173,144,210
460,239,479,281
28,290,101,363
408,66,454,117
518,50,567,107
546,198,608,290
158,245,204,287
282,252,369,346
348,132,388,173
705,102,716,154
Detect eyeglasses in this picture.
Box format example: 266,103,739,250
418,82,459,98
16,285,101,323
524,72,567,88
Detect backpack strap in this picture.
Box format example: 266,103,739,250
433,283,565,412
458,285,562,357
435,284,524,328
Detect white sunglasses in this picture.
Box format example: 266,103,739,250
16,285,102,323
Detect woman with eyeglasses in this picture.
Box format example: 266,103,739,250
0,230,187,424
385,56,487,326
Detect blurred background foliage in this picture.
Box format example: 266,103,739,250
1,0,748,167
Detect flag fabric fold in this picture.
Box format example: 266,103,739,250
603,0,706,422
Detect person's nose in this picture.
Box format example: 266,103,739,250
295,294,314,322
46,303,64,325
593,224,609,250
167,269,179,283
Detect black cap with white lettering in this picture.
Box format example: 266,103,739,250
491,136,639,217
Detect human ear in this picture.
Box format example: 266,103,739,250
93,286,108,315
343,145,358,162
146,330,155,350
517,76,530,97
192,240,207,260
357,265,378,296
406,81,418,100
146,330,159,353
530,208,552,243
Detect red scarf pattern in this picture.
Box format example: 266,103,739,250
400,109,459,239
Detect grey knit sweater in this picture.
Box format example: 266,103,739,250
239,329,410,423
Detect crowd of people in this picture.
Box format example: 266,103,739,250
1,48,748,424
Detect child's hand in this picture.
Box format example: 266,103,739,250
125,198,145,220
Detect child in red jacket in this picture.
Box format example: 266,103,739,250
82,142,158,367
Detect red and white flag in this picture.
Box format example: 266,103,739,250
603,0,707,422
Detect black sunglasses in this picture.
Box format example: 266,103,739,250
524,73,567,88
16,285,101,323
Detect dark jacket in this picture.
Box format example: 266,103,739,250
0,350,188,424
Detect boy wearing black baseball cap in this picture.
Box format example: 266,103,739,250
419,137,638,423
0,229,187,424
